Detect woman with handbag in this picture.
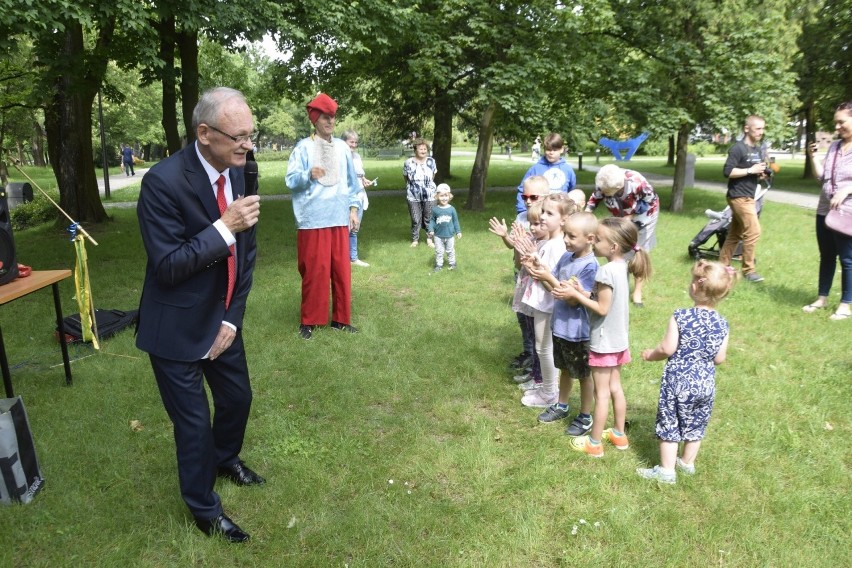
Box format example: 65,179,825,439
803,101,852,321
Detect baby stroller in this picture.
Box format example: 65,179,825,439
687,185,769,260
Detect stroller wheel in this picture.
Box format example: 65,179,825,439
688,244,700,260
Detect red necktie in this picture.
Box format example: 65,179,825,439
216,174,236,309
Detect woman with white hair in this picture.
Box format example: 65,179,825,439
585,163,659,306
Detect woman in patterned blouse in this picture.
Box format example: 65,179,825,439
403,138,438,247
585,163,660,306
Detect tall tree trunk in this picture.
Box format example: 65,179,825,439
803,101,815,179
159,16,181,154
432,89,453,184
43,24,108,224
667,134,675,166
177,28,199,144
466,101,497,211
669,123,691,212
31,120,46,167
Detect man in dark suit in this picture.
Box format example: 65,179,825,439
136,87,262,543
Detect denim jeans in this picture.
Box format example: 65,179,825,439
349,208,364,261
434,236,456,267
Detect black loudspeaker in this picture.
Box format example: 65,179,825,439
0,190,19,285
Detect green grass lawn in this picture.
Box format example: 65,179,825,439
1,181,848,566
8,151,817,205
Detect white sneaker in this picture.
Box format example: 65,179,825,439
676,458,696,475
521,390,557,408
351,259,370,267
517,379,541,391
636,465,676,484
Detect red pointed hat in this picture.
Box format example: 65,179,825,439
306,93,338,124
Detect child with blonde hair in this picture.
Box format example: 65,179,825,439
509,202,546,389
489,176,550,375
637,260,733,483
513,193,578,407
558,217,652,456
526,211,597,433
428,183,462,271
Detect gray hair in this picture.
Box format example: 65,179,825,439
192,87,247,131
595,164,625,196
341,130,359,142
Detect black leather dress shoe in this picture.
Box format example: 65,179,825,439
299,324,315,340
330,321,359,333
195,513,250,543
218,461,266,486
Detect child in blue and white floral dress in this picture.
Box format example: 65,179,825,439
637,260,734,484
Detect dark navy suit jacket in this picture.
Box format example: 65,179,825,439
136,144,257,361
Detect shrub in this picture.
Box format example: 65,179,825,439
688,141,718,157
11,192,60,231
638,138,668,157
255,149,291,162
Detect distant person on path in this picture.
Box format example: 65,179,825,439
585,164,659,306
285,93,362,340
802,101,852,321
531,136,541,162
719,115,769,283
516,132,576,213
638,260,733,484
136,87,263,543
342,130,373,268
428,184,462,272
121,143,135,176
403,138,437,247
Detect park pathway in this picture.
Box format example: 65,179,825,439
97,167,149,196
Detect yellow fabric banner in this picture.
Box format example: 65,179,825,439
73,234,99,350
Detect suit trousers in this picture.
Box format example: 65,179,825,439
298,226,352,325
150,332,252,520
719,197,761,275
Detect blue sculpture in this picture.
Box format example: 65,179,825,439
598,132,650,161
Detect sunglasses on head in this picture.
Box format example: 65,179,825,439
522,194,542,202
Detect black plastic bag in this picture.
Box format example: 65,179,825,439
57,308,138,344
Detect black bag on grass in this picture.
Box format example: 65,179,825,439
0,396,44,505
57,308,138,344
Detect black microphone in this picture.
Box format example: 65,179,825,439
244,159,258,196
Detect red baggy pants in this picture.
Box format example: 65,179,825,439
297,227,352,325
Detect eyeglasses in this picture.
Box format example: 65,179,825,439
522,194,542,202
206,124,257,145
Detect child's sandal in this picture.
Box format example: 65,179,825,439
802,303,826,313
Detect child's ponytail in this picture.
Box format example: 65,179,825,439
600,217,653,280
628,245,653,280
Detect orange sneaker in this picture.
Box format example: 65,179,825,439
603,428,629,450
569,435,603,458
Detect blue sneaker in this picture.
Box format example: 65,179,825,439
565,414,593,437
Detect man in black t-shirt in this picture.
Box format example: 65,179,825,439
720,115,768,282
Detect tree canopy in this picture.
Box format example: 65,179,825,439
1,0,847,220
